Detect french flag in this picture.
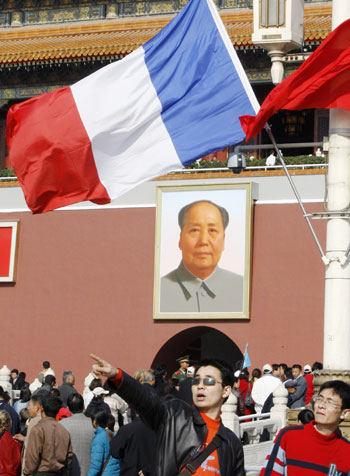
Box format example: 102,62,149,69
6,0,259,214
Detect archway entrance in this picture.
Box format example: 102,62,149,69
151,326,243,376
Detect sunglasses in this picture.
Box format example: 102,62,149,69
192,377,223,386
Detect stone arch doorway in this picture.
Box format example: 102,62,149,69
151,326,243,376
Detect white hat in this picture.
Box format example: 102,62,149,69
303,364,312,374
234,370,241,378
262,364,272,374
92,387,109,397
187,366,195,377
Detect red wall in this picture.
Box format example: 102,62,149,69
0,202,326,391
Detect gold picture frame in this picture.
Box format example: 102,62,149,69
153,183,253,319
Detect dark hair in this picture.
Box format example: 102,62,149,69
91,409,114,441
319,380,350,410
11,368,19,375
67,393,84,414
44,375,56,386
279,363,288,372
106,414,115,432
91,408,109,427
31,394,44,406
196,358,234,387
89,378,102,392
154,364,168,380
252,368,262,379
20,388,31,403
312,361,323,372
0,388,10,402
42,361,50,369
272,364,279,371
298,409,314,424
103,379,116,395
285,368,293,380
49,388,60,397
239,372,249,382
42,395,62,418
178,201,229,230
240,368,249,379
292,364,302,371
16,373,27,389
154,364,168,388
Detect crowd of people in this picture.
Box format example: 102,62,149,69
0,356,349,476
232,361,324,417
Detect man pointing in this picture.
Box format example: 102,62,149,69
91,353,244,476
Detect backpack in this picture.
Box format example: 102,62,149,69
245,383,254,410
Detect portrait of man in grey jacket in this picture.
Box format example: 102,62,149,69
160,200,244,313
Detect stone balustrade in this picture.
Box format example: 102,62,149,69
221,391,240,436
0,365,13,403
222,383,289,476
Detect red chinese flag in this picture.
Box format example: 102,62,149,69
240,19,350,141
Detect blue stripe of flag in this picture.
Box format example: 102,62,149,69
143,0,257,166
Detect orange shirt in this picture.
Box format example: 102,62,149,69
193,412,221,475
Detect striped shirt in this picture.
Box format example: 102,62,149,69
260,421,350,476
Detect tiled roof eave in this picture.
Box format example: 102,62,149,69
0,2,332,66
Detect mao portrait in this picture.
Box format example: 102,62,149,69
153,184,252,320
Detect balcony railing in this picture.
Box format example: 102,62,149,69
0,162,328,184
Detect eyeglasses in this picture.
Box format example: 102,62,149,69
192,377,223,386
315,396,342,409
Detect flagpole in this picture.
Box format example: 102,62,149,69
322,0,350,372
264,123,329,264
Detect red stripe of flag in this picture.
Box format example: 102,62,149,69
240,19,350,141
6,87,110,214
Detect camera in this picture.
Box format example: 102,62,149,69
227,152,247,174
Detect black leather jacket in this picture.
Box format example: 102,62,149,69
113,371,245,476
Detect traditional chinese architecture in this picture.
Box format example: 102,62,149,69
0,1,333,387
0,0,332,168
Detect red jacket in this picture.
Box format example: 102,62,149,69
239,378,253,415
0,430,21,476
304,373,314,405
260,422,350,476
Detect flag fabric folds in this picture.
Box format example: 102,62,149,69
242,344,251,369
240,19,350,141
6,0,259,214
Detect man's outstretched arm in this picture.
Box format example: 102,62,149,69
90,353,165,431
90,353,118,379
